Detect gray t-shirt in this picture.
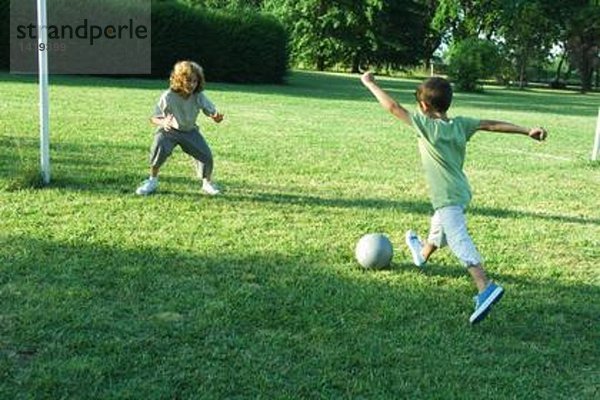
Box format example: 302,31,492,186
153,89,217,132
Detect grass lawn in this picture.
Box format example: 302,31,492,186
1,70,599,399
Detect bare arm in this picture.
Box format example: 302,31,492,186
198,92,224,123
150,116,165,127
361,72,412,126
210,112,224,123
479,120,548,141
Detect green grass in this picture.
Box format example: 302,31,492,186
1,70,599,399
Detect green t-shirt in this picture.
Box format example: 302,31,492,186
410,111,480,210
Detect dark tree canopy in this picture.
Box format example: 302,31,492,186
145,0,600,90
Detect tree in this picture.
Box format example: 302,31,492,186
263,0,341,70
420,0,444,70
564,2,600,92
180,0,263,10
432,0,503,42
263,0,433,72
535,0,599,91
498,1,558,88
447,37,500,91
313,0,375,73
369,0,431,70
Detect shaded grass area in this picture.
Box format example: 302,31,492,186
1,71,599,398
1,236,597,398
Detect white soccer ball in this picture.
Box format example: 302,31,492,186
355,233,393,269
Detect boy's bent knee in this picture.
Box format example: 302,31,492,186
448,235,482,267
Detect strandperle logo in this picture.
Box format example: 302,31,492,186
15,18,149,46
10,0,151,74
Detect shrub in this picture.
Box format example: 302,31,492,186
0,0,289,84
0,0,9,70
447,38,500,92
151,1,289,83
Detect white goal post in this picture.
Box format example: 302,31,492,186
38,0,50,184
593,107,600,161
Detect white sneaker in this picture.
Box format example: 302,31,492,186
405,230,425,267
135,177,158,195
202,180,220,195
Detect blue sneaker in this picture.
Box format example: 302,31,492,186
469,282,504,324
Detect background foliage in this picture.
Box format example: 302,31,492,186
181,0,600,91
151,1,288,83
0,0,289,83
431,0,599,91
2,0,598,89
447,38,500,91
0,0,9,71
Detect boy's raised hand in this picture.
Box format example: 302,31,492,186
361,71,375,86
528,127,548,141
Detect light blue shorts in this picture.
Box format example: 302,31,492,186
427,205,483,267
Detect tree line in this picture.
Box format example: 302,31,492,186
170,1,600,90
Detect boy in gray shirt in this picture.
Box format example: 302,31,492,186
136,60,224,196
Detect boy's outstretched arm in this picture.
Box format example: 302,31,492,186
479,120,548,141
361,72,412,126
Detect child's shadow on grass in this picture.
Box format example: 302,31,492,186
403,261,598,345
224,187,600,226
9,173,600,227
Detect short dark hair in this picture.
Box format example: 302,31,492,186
415,77,453,113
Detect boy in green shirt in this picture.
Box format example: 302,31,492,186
361,72,547,324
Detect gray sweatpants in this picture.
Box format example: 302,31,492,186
149,128,213,179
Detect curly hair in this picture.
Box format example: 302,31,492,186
169,61,205,97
